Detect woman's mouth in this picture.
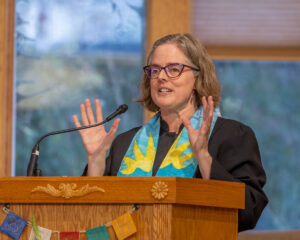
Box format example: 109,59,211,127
159,88,172,93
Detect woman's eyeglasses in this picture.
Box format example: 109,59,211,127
143,63,200,79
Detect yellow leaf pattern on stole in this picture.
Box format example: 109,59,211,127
121,133,155,174
160,131,194,169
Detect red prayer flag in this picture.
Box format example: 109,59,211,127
59,232,79,240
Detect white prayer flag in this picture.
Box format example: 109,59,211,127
29,226,52,240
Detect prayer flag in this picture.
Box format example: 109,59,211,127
29,226,52,240
112,212,136,240
86,225,109,240
60,231,80,240
31,214,40,240
0,211,27,240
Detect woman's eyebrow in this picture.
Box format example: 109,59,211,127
149,62,181,66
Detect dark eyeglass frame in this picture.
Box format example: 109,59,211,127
143,63,200,79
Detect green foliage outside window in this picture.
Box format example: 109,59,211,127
14,0,145,176
215,60,300,230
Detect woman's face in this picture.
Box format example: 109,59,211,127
150,43,196,113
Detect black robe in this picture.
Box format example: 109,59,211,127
83,117,268,232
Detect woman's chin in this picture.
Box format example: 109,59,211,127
155,102,174,111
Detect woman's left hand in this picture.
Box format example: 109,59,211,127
182,96,214,179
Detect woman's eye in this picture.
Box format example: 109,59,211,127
170,67,180,72
151,68,159,74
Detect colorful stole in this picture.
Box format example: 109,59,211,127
117,107,220,177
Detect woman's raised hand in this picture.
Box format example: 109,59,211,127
182,96,214,179
72,99,120,176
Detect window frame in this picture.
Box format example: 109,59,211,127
0,0,15,176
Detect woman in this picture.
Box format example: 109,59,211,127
73,33,268,231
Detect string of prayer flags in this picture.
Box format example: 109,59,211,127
60,231,80,240
1,205,139,239
32,214,41,240
29,226,52,240
112,212,137,240
0,211,27,240
86,225,109,240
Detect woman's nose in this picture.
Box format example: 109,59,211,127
157,68,169,80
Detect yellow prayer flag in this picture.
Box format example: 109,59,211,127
111,212,137,240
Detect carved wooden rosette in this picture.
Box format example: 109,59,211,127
151,181,168,200
31,183,105,199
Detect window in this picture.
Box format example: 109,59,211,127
215,60,300,230
14,0,145,176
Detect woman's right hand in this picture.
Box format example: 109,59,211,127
72,99,120,176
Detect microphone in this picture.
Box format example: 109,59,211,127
105,104,128,122
26,104,128,176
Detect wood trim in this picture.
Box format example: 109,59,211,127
0,177,243,239
0,0,15,176
207,46,300,61
0,176,245,208
146,0,191,53
191,0,300,60
144,0,191,121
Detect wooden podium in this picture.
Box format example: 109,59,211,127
0,177,244,239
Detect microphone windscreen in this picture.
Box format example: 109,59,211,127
119,104,128,114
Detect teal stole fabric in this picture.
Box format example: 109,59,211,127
117,107,220,177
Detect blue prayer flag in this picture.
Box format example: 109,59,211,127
0,211,27,240
86,225,109,240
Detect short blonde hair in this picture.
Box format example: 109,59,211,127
136,33,221,112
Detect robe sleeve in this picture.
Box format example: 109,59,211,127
207,119,268,232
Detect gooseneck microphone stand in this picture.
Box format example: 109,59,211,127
26,104,128,176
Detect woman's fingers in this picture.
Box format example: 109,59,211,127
208,96,214,116
201,96,214,134
182,117,193,133
107,118,120,137
78,98,103,127
95,99,104,123
85,99,96,125
80,103,90,126
76,99,119,136
182,117,196,145
72,115,81,128
202,96,207,108
207,96,214,128
202,96,210,128
202,96,209,122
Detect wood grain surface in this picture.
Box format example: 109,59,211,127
0,177,244,208
0,177,243,239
